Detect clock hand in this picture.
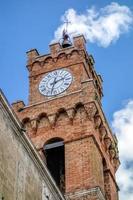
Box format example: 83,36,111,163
50,78,64,86
50,77,64,95
50,77,65,94
51,77,56,94
54,77,64,84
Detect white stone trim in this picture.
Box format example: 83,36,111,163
65,187,105,200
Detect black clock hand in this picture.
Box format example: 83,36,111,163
54,77,64,84
51,77,56,94
50,77,64,86
50,77,64,95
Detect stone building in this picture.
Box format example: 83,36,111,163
0,90,65,200
1,34,120,200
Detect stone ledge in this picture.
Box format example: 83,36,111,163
65,187,105,200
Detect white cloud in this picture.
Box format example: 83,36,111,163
112,100,133,200
53,2,133,47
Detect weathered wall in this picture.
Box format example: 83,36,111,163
0,91,65,200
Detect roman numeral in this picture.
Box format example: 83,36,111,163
64,82,69,86
40,88,46,92
65,77,71,81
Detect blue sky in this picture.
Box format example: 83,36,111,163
0,0,132,122
0,0,133,199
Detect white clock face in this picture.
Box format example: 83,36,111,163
39,69,72,96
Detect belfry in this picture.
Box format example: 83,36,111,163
12,34,120,200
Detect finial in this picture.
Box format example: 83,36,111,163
61,20,72,48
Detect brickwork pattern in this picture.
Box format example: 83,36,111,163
12,35,120,200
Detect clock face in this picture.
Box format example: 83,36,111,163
39,69,73,96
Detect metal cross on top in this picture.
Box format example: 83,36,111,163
64,19,71,32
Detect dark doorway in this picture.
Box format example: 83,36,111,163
44,138,65,193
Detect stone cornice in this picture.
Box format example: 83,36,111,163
19,89,82,109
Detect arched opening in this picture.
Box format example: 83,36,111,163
44,138,65,192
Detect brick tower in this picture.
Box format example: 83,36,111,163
12,34,120,200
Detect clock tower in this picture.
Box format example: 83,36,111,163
12,34,120,200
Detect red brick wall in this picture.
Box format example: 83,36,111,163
12,35,120,200
65,136,104,193
104,170,118,200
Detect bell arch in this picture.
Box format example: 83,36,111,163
43,137,65,192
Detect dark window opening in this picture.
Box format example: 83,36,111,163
44,138,65,193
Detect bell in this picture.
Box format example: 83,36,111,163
62,39,72,48
62,31,72,48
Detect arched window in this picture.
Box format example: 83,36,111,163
44,138,65,192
